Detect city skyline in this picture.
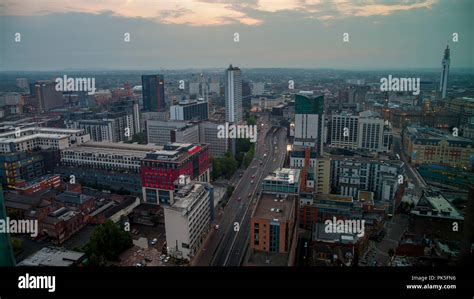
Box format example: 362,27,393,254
1,0,473,71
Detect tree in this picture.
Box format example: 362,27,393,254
235,151,245,167
226,186,235,198
243,145,255,168
247,115,257,126
127,132,147,144
236,138,251,153
83,220,133,263
221,151,238,179
211,157,222,180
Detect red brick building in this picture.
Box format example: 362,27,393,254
141,143,209,205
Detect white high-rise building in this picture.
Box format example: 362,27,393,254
330,112,359,149
357,111,386,152
163,175,214,261
439,45,450,99
225,65,242,123
330,111,391,153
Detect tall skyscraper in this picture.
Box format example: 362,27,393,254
142,75,166,112
440,45,450,99
294,93,325,156
225,65,242,123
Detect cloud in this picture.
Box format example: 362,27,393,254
1,0,439,26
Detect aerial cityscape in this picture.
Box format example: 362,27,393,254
0,2,472,295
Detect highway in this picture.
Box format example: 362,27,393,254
192,113,272,266
192,112,288,266
221,127,287,266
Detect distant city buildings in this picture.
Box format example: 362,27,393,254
251,82,265,96
142,74,166,112
16,78,29,89
33,81,64,112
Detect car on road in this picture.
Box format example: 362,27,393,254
159,254,166,261
214,224,220,230
164,256,170,263
150,238,158,245
251,174,256,179
135,262,144,267
250,180,254,184
248,192,252,198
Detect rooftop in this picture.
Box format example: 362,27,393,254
18,247,85,266
315,193,354,203
264,168,300,184
170,182,209,211
63,141,162,156
312,222,362,244
411,190,463,220
143,143,207,163
406,125,473,145
252,192,295,222
0,133,70,144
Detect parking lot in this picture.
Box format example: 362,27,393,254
117,223,188,267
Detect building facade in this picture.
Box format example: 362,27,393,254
225,65,243,123
163,175,214,261
141,143,210,205
170,99,209,121
142,74,166,112
146,120,199,146
294,93,325,155
403,125,474,169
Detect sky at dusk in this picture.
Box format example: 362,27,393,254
1,0,473,70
